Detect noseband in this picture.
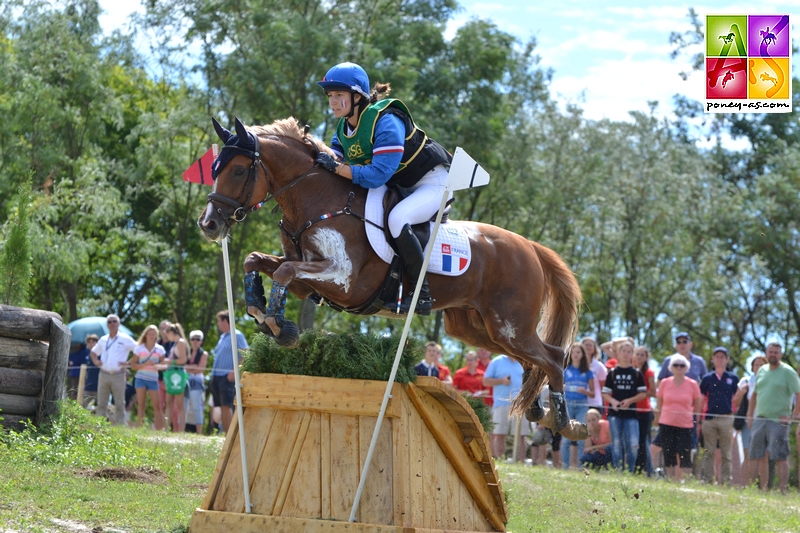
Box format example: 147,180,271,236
206,131,322,226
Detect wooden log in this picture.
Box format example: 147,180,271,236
0,392,38,416
0,413,35,430
76,364,87,407
0,305,61,341
0,337,48,371
39,318,71,423
0,367,43,396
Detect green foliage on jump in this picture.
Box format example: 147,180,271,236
0,175,33,306
241,329,421,384
463,393,495,435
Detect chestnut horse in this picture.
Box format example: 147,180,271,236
198,117,585,439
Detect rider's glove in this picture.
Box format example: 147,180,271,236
315,153,339,173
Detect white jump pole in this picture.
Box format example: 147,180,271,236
348,145,491,522
348,186,451,523
221,238,253,514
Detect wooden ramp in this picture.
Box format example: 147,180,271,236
190,374,507,533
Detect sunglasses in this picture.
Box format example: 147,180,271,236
107,319,119,324
672,363,687,368
190,338,202,341
676,339,689,344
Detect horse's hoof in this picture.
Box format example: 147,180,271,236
257,320,276,338
549,391,569,432
274,320,300,348
558,420,589,441
525,395,545,422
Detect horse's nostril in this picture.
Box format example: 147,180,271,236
206,219,218,232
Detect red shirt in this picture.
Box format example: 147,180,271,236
476,359,493,406
438,364,451,382
636,367,655,411
453,367,487,396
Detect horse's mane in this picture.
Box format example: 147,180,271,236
250,118,334,155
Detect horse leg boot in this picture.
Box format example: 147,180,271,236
523,369,545,422
386,224,433,316
244,273,299,347
549,390,570,432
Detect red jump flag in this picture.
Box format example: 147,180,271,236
183,144,219,186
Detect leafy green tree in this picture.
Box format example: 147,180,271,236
0,176,33,305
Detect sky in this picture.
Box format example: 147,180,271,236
98,0,798,129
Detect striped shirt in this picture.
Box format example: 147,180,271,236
211,331,249,376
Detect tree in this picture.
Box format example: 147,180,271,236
0,176,33,305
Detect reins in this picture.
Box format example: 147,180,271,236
208,126,382,255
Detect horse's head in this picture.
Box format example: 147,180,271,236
198,117,271,241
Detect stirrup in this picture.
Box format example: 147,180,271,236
383,293,433,316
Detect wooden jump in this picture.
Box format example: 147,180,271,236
190,374,507,533
0,305,71,429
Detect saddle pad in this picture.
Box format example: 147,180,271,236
365,185,471,276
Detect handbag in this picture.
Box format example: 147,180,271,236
733,393,748,431
164,363,189,395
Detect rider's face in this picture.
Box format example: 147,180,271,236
327,91,358,119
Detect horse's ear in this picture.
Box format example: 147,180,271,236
234,117,248,141
212,117,232,143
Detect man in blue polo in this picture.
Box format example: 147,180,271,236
657,332,707,382
483,354,528,461
210,310,248,433
699,347,739,485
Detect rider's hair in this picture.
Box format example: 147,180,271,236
369,82,391,103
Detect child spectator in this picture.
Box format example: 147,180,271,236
634,345,656,475
582,337,607,412
186,330,209,434
130,325,166,430
453,351,489,400
562,342,594,469
580,408,612,469
602,341,647,472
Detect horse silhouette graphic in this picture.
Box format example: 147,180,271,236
760,27,777,46
722,70,735,89
719,32,735,44
760,72,778,86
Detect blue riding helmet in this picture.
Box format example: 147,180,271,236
317,62,370,98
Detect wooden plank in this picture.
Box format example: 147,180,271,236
39,318,70,423
202,414,239,510
392,389,411,527
0,392,38,416
0,305,61,341
408,392,424,528
459,481,474,531
0,367,42,396
0,337,48,371
273,410,312,515
358,416,393,525
249,410,306,515
0,413,35,430
283,411,322,518
329,413,359,521
406,384,506,532
422,415,437,529
240,373,400,418
189,509,496,533
444,458,459,529
434,442,448,529
321,412,331,519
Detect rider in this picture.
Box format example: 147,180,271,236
315,62,451,316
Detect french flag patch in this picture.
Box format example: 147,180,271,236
441,244,468,273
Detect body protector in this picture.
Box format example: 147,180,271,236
335,99,451,188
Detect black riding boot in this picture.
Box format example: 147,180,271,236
386,224,433,316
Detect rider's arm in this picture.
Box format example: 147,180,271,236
330,132,344,160
339,114,404,188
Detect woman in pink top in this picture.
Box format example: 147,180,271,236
580,408,613,469
654,354,702,482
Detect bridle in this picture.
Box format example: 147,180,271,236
206,130,322,226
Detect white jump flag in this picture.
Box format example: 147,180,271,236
349,148,489,523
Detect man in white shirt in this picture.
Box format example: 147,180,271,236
90,314,137,425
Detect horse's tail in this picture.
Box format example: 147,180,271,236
512,241,581,416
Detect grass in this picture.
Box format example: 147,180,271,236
3,403,800,532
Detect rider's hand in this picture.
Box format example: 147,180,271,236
316,153,339,173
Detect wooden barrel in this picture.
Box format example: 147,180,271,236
190,374,507,533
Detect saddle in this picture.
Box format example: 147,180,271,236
381,184,453,254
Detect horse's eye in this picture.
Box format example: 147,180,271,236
233,166,246,176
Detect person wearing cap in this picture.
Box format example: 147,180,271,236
698,347,739,485
657,332,707,382
746,342,800,494
315,62,452,316
89,314,138,425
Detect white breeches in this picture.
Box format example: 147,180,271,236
388,165,452,238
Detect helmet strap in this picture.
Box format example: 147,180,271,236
345,92,357,119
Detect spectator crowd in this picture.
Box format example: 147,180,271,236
66,310,247,435
416,332,800,494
